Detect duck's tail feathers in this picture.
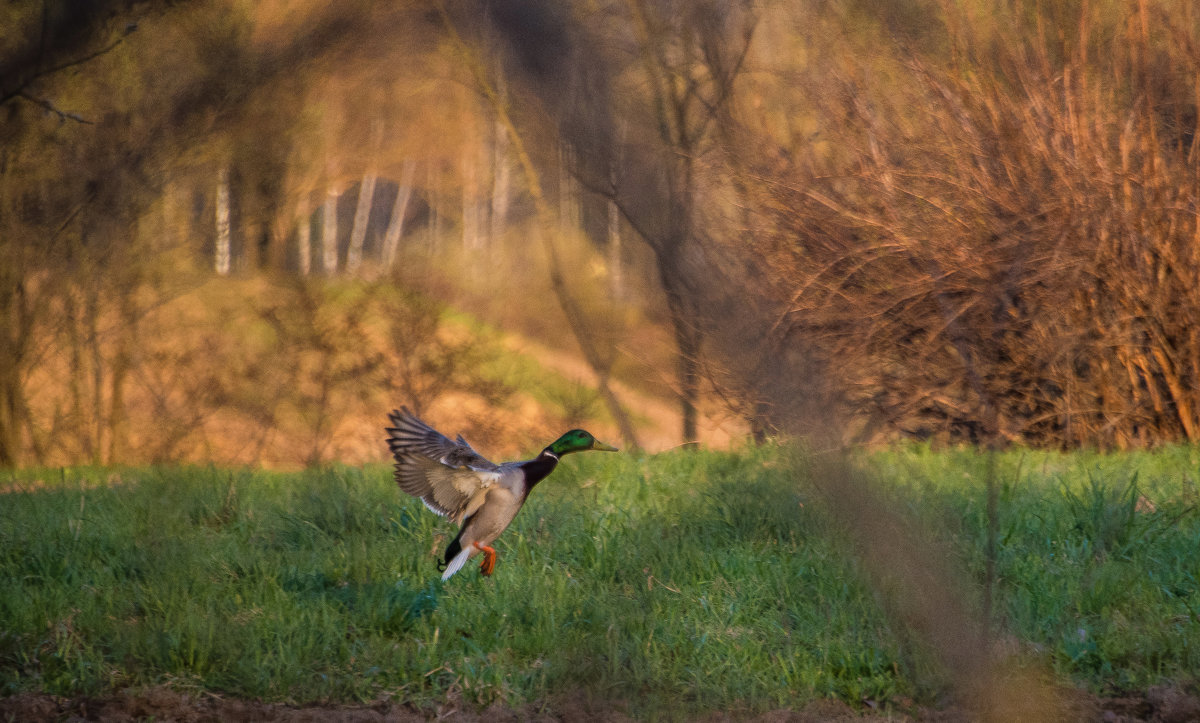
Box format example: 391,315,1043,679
441,545,473,581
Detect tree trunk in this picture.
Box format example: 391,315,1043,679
558,142,579,234
266,206,290,271
428,166,442,251
0,364,22,467
107,288,137,463
382,161,415,268
607,194,624,301
346,172,377,273
322,187,340,274
606,126,626,301
215,166,232,275
65,292,86,457
442,22,642,450
86,283,103,465
660,153,702,446
491,114,511,242
0,267,39,466
0,282,24,465
296,205,311,275
670,293,700,444
462,147,482,251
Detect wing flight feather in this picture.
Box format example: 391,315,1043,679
386,408,500,522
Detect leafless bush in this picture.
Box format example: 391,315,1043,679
18,274,512,467
210,276,514,466
753,2,1200,448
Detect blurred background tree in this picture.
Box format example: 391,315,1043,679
3,0,1199,466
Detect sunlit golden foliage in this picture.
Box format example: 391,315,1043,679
18,275,543,467
6,0,1200,463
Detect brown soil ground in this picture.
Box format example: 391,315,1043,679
3,685,1199,723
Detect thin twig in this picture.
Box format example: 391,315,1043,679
16,91,94,124
1,31,131,108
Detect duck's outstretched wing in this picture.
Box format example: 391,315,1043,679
386,407,500,523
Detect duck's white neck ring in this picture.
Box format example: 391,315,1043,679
543,450,560,461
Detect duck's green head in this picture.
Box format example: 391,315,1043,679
549,429,619,456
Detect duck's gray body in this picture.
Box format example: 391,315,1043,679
386,408,572,580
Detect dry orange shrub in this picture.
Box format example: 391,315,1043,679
748,2,1200,448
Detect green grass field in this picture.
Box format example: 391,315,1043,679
2,445,1198,717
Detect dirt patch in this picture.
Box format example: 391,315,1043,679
0,688,426,723
3,686,1199,722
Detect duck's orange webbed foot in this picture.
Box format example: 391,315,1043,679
472,541,497,576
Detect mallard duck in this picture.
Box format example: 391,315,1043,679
386,407,618,580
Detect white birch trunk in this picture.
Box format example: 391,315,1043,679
346,172,377,273
382,161,415,268
322,188,340,274
215,167,232,275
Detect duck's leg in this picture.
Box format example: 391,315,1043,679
472,541,497,576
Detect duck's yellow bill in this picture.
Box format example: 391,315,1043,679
593,440,619,452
